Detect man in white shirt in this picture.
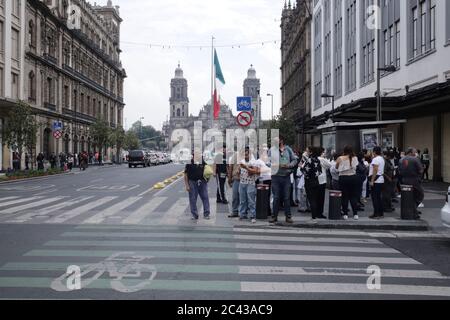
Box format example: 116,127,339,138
369,146,385,219
239,147,260,223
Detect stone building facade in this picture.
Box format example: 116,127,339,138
280,0,312,150
165,64,262,150
0,0,126,171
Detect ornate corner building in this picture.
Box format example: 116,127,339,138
0,0,126,171
280,0,312,150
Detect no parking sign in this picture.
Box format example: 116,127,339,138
236,112,253,127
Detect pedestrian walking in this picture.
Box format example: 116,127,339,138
268,136,297,224
369,146,385,219
25,153,30,170
12,152,20,171
399,147,424,219
37,152,45,171
421,148,431,181
336,145,360,220
214,145,228,204
239,147,260,223
227,150,242,218
67,153,74,171
184,150,211,221
49,152,57,169
301,147,325,220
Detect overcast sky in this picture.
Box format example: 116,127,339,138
111,0,283,130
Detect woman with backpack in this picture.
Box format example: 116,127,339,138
335,145,360,220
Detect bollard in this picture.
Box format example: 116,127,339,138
256,184,270,220
401,185,416,220
328,190,342,220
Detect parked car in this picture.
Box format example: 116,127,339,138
128,150,149,168
149,152,159,166
441,187,450,228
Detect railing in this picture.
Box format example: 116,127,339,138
44,103,57,111
43,53,58,65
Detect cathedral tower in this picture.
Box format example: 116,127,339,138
170,64,189,119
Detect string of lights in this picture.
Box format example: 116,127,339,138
121,39,281,49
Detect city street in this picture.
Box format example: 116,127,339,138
1,165,450,299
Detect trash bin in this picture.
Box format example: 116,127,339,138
401,185,416,220
256,184,270,220
328,190,342,220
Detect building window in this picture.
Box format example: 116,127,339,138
64,85,69,107
28,20,36,49
80,93,84,114
0,22,3,57
334,0,343,98
420,1,427,53
346,0,357,92
314,9,322,110
361,0,375,85
11,73,19,100
176,109,181,117
11,28,20,61
413,6,418,57
28,71,36,101
430,0,436,49
12,0,20,17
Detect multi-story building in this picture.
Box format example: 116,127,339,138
0,0,126,171
309,0,450,182
0,0,26,171
280,0,312,150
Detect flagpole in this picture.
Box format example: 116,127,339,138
211,36,215,129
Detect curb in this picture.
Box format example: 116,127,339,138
271,220,430,232
0,172,74,185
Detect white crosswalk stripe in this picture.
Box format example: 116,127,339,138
121,197,167,224
45,196,117,224
0,197,19,202
156,198,190,225
7,197,95,223
0,197,67,215
0,197,43,209
83,197,142,224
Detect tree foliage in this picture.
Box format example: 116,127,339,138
123,131,140,151
90,117,111,155
260,113,296,147
2,101,39,157
129,120,165,150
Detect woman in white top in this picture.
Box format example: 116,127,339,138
318,148,332,217
335,145,360,220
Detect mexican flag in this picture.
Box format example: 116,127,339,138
213,49,225,120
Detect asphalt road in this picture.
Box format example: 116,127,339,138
0,164,450,300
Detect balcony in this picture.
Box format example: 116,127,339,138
44,103,57,112
43,53,58,65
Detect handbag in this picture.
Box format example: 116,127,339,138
203,165,214,182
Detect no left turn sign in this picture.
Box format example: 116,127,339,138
236,112,253,127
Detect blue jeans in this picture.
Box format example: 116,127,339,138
188,180,210,218
231,180,240,214
239,183,256,219
272,175,291,218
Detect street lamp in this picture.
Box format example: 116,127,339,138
267,93,274,122
139,117,144,141
321,93,335,122
376,65,397,122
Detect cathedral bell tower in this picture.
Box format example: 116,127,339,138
170,64,189,119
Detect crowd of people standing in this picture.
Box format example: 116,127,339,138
184,139,429,223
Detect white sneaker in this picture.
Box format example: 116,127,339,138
251,218,256,224
418,203,425,208
353,215,359,220
343,215,348,220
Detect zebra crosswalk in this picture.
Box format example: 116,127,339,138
1,225,450,299
0,194,226,226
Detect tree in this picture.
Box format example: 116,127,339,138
109,126,126,163
261,113,296,147
90,117,111,163
123,131,140,151
129,121,164,150
2,101,40,170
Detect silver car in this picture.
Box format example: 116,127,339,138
441,187,450,228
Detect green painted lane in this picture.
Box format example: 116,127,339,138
25,249,238,260
0,262,239,274
44,240,238,249
0,277,241,292
62,232,234,239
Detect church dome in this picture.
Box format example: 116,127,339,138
175,64,184,78
247,65,256,79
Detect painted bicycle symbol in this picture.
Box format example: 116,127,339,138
51,252,158,293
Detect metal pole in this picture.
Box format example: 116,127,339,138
271,95,274,122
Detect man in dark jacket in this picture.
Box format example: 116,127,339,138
399,147,424,219
382,151,395,213
214,145,228,204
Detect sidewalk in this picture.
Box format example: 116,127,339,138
263,189,447,232
422,181,450,195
